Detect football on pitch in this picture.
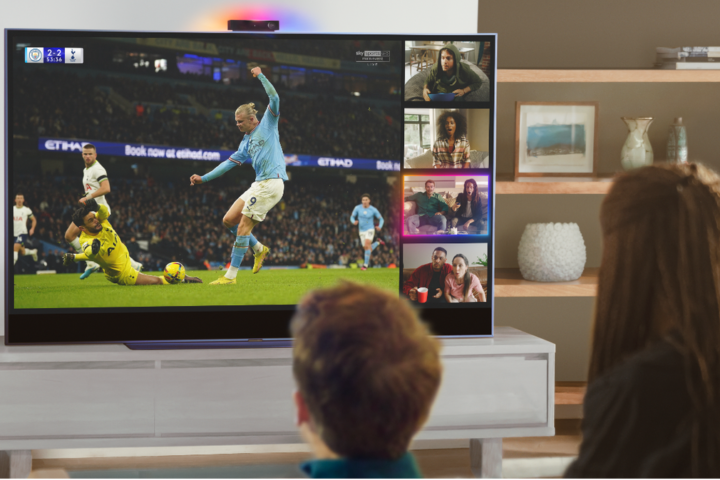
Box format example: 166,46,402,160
163,262,186,284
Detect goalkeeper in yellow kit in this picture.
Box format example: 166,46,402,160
63,199,202,285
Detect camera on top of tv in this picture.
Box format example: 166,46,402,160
228,20,279,32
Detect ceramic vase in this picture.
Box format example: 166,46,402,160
621,117,654,170
517,223,587,282
667,117,688,163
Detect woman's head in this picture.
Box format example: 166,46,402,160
436,111,467,140
591,163,720,472
592,163,720,378
464,179,476,196
460,179,480,211
452,254,468,277
452,253,472,298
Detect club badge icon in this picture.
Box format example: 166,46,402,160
27,48,43,63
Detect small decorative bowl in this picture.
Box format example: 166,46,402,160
517,223,587,282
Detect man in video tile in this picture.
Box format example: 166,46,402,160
405,180,449,234
403,247,452,303
422,43,483,102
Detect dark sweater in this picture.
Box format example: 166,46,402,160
565,340,716,478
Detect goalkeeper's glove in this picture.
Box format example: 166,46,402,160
84,198,99,211
91,239,101,255
62,253,76,266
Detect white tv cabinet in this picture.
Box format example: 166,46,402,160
0,326,554,478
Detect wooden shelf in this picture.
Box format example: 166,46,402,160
494,268,598,297
496,174,614,194
555,382,587,405
498,69,720,83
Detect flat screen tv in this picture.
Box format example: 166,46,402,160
4,30,496,346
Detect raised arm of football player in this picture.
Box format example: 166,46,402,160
79,179,110,205
254,67,280,122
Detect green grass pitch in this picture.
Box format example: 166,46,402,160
13,268,400,309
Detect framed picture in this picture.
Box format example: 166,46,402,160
515,102,599,178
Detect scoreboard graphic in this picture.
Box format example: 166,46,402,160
25,48,84,64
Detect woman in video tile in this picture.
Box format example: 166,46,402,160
432,111,471,169
444,253,485,303
450,179,485,232
422,44,483,103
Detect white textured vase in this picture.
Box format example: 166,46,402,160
517,223,587,282
621,117,654,170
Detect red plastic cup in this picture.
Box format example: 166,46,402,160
417,287,428,303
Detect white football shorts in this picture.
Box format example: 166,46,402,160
359,228,375,243
240,178,285,222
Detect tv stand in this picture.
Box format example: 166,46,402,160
0,327,554,478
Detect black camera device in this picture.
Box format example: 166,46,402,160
228,20,279,32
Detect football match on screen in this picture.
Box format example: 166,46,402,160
11,36,403,309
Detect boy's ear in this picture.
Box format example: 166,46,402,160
293,390,311,427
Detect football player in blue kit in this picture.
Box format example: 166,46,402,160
350,194,385,270
190,67,288,285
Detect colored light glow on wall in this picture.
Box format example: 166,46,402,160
191,5,317,32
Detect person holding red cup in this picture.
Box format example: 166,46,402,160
403,247,452,304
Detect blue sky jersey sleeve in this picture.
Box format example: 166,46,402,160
246,74,288,182
350,206,360,224
372,206,384,229
258,74,279,126
201,159,238,183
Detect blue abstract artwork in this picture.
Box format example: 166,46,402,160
526,124,586,157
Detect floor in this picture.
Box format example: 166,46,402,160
31,385,586,478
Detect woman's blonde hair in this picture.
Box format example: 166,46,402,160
592,163,720,474
235,103,257,117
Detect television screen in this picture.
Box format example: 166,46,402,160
5,31,496,344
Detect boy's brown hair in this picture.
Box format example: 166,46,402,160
291,281,442,459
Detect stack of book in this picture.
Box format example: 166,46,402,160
655,47,720,69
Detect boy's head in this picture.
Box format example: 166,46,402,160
291,282,442,459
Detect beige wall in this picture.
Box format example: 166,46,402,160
468,109,490,152
478,0,720,69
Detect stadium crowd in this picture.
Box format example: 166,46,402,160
14,173,400,273
214,38,396,64
13,69,401,160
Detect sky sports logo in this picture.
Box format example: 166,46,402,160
25,48,84,64
355,50,391,63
